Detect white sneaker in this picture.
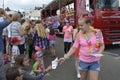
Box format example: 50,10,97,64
30,70,34,75
52,57,58,69
77,73,81,79
46,73,50,76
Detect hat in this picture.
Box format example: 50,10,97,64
35,46,41,51
11,37,21,44
34,52,43,59
36,53,43,58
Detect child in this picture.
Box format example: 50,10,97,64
32,46,45,75
48,28,56,59
45,24,51,50
11,37,21,67
33,52,44,76
15,54,52,80
45,24,50,39
6,67,23,80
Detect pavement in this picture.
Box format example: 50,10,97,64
4,37,120,80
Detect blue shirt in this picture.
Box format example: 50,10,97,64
0,18,9,51
52,21,60,29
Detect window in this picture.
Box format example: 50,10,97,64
96,0,120,8
86,0,94,12
90,0,94,12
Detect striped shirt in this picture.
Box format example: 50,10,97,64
7,21,25,44
7,21,21,38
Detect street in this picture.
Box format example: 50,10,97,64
44,37,120,80
4,37,120,80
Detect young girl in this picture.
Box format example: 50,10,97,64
72,13,89,78
49,28,56,59
59,17,105,80
45,24,51,50
15,54,52,80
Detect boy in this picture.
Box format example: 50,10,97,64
11,37,21,67
33,47,44,76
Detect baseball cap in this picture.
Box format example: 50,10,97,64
11,37,21,44
34,52,43,60
36,53,43,58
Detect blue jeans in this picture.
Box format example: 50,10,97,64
0,51,5,80
18,44,25,54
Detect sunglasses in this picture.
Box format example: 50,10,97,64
66,22,69,23
78,24,83,26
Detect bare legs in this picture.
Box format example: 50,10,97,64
80,71,88,80
75,57,81,78
80,70,99,80
50,45,56,60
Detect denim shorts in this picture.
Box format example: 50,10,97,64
78,60,100,71
49,40,55,47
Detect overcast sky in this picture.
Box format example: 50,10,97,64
0,0,53,11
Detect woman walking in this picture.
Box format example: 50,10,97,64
59,17,105,80
62,21,73,54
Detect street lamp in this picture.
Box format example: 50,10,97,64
59,0,61,13
3,0,4,9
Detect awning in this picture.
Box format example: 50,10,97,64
43,0,73,10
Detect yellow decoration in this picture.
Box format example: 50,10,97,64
83,26,100,53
